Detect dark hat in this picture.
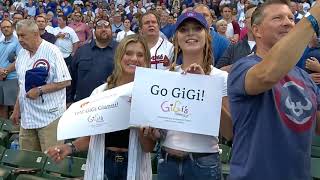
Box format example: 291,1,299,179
175,11,208,32
25,67,48,93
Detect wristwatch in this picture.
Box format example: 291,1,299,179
304,12,319,37
38,86,43,96
66,142,78,154
3,69,8,75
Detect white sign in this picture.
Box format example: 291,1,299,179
130,67,224,136
57,83,133,140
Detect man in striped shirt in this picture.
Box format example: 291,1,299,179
11,19,71,152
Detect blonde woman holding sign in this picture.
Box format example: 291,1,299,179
46,34,153,180
142,11,233,180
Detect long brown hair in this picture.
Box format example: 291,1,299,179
106,34,151,89
169,27,213,75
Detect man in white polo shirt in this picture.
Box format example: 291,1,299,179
53,15,79,70
11,19,71,152
140,11,174,70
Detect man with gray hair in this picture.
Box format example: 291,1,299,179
228,0,320,179
11,19,71,152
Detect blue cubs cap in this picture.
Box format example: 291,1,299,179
25,67,48,93
175,11,209,32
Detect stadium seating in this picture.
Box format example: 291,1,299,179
311,157,320,179
219,144,231,180
0,149,47,179
0,118,19,149
17,156,86,180
312,135,320,158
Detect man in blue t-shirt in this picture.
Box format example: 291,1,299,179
0,20,21,119
228,1,320,180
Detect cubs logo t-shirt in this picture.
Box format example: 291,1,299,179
228,54,319,180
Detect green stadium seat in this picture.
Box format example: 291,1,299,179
312,135,320,158
0,146,6,160
219,144,231,180
219,144,231,164
0,132,9,149
311,157,320,179
17,156,86,179
313,135,320,147
0,118,6,129
0,149,47,179
0,119,19,149
1,119,19,134
17,174,84,180
312,146,320,158
16,174,47,180
0,119,8,148
42,156,86,178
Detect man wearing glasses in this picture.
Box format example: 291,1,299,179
53,15,79,70
69,12,92,46
68,19,117,105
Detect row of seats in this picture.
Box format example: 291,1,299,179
220,144,231,180
0,147,162,180
0,145,85,180
0,118,19,149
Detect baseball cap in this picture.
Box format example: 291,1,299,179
25,67,48,93
175,11,208,32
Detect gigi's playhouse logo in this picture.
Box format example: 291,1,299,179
161,100,190,117
150,85,206,118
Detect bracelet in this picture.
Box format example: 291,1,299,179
305,12,319,37
66,142,79,154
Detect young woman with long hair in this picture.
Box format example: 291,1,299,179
46,34,153,180
143,11,233,180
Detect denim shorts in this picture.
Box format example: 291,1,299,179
157,150,221,180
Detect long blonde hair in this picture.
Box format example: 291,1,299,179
107,34,151,89
169,27,213,75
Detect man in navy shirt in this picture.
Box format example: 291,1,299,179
194,4,230,63
68,19,117,103
228,0,320,179
36,15,56,44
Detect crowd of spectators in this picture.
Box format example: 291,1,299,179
0,0,319,179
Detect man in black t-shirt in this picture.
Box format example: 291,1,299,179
36,15,57,44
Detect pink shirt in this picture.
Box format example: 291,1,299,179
240,27,248,41
68,22,92,46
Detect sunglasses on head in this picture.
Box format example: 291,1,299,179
96,20,109,27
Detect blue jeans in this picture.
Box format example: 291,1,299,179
158,151,221,180
104,150,128,180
